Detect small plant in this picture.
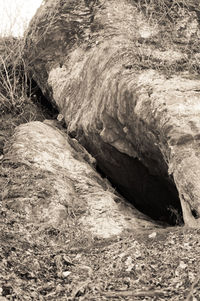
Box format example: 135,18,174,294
0,0,34,115
0,2,58,115
0,36,30,114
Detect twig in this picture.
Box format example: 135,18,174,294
102,289,168,298
185,272,200,301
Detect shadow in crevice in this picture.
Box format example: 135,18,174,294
28,79,59,119
79,134,184,226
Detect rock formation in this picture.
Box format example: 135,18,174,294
0,121,156,238
24,0,200,226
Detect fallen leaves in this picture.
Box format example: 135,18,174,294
102,289,168,298
0,207,200,300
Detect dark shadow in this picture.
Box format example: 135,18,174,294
80,134,184,226
27,79,59,118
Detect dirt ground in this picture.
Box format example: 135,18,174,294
0,100,200,301
0,213,200,301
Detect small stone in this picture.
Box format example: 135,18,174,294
57,113,64,122
148,232,157,238
62,271,71,278
179,261,187,269
188,271,195,282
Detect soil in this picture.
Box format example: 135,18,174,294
0,100,200,301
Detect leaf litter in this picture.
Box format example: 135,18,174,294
0,207,200,301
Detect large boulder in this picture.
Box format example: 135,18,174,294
24,0,200,226
0,121,156,238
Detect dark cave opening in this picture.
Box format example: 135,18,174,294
96,160,183,226
79,134,184,226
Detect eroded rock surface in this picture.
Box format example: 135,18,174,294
25,0,200,225
0,121,157,238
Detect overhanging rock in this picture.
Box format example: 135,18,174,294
24,0,200,226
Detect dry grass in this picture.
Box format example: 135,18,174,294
131,0,200,76
0,3,58,115
0,36,30,114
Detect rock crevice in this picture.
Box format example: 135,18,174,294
24,0,200,226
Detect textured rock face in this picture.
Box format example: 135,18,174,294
25,0,200,225
0,121,156,238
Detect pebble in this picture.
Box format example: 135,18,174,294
148,232,157,238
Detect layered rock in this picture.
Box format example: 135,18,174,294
0,121,156,238
24,0,200,226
